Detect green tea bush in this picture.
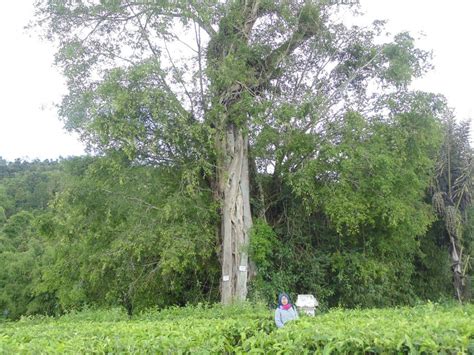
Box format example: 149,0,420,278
1,302,472,354
240,303,474,354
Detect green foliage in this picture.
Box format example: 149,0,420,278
36,156,219,314
291,106,440,237
249,93,445,308
241,303,474,354
26,0,471,313
1,303,472,353
0,160,63,320
2,211,35,242
428,117,474,300
0,157,220,319
248,196,333,308
329,251,417,307
249,218,278,271
0,160,62,218
382,32,431,86
0,207,6,226
412,221,453,300
0,239,44,319
62,60,213,172
247,218,296,304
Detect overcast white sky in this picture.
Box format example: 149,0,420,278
0,1,473,161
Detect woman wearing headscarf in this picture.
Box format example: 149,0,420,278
274,292,299,328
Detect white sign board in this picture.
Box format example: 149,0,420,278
295,294,318,308
295,294,319,316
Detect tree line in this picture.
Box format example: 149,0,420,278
0,113,472,319
1,0,472,319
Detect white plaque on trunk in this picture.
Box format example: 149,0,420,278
239,265,247,272
223,275,230,282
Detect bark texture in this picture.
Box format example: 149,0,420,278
218,123,252,304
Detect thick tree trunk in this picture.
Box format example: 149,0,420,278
208,0,316,304
218,122,253,304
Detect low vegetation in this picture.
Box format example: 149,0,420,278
1,303,473,354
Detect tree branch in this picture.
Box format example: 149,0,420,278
148,6,216,38
260,4,320,83
163,40,195,115
242,0,261,39
194,20,207,114
320,47,384,112
128,2,190,119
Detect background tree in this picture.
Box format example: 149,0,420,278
0,156,220,319
0,159,62,319
431,115,473,302
252,92,444,307
35,156,218,315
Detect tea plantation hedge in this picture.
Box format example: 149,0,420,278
1,303,473,354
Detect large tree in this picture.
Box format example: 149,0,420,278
34,0,434,303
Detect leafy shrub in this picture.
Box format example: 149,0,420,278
1,302,473,354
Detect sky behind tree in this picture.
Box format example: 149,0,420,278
0,0,472,161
